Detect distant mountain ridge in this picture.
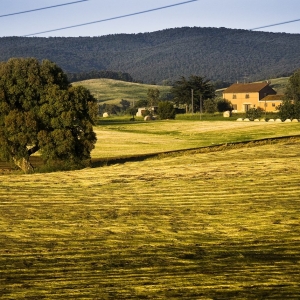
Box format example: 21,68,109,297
0,27,300,84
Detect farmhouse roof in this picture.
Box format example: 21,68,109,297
260,94,284,101
223,82,271,93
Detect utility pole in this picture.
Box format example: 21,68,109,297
199,94,202,120
191,89,194,114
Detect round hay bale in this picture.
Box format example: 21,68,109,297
284,119,292,122
236,118,243,122
275,118,282,122
103,112,109,118
254,119,260,122
144,115,152,121
292,119,299,122
268,119,275,122
260,118,266,122
243,118,250,122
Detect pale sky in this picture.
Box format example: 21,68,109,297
0,0,300,37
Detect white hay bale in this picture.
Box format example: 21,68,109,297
243,118,250,122
292,119,299,122
260,119,266,122
236,118,243,122
103,112,109,118
275,119,282,122
254,119,260,122
223,111,231,118
268,119,275,122
284,119,292,122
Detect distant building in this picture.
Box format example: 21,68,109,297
136,106,158,117
223,82,283,112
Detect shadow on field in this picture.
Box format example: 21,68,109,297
91,135,300,167
1,135,300,173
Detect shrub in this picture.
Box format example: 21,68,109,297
278,100,300,120
217,98,233,112
246,107,264,120
203,98,217,113
157,101,176,119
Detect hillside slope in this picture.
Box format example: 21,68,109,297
72,78,171,104
1,27,300,84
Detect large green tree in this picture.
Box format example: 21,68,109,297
285,69,300,102
171,75,215,112
278,69,300,120
147,88,160,107
0,58,97,173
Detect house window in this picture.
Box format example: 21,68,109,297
244,104,251,112
272,103,276,107
232,94,236,99
245,94,250,99
232,104,237,110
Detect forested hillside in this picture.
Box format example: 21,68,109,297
1,27,300,84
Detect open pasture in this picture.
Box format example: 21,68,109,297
72,79,171,105
0,126,300,298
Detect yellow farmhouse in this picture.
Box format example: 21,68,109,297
223,82,283,112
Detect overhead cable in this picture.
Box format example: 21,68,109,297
23,0,198,37
251,18,300,31
0,0,88,18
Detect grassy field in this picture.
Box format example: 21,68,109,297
268,77,289,94
92,120,300,159
72,79,171,105
1,121,300,299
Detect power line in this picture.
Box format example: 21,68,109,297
0,0,88,18
23,0,198,37
250,18,300,31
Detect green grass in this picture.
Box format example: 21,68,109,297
1,120,299,170
269,77,289,94
91,120,300,159
72,78,171,105
0,137,300,299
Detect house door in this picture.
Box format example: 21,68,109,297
244,104,251,112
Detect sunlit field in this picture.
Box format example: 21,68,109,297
92,120,300,159
72,79,171,105
0,120,300,299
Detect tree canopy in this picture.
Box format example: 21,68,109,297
285,69,300,102
171,75,215,112
0,58,97,173
278,69,300,120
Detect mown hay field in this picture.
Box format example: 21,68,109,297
0,121,300,299
92,120,300,158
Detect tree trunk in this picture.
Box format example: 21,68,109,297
13,157,34,174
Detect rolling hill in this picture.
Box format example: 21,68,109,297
1,27,299,84
72,78,172,104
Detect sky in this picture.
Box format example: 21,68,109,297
0,0,300,37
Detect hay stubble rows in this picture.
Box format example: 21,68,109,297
0,121,300,299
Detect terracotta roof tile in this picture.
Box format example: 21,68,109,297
223,83,270,93
260,94,284,101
